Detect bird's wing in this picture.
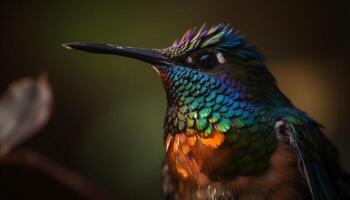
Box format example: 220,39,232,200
278,112,350,200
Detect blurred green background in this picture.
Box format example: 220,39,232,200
0,0,349,199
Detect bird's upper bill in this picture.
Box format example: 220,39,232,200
62,42,173,67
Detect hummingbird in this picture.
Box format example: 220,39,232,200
63,24,350,200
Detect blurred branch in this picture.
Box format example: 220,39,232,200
0,75,117,199
0,149,116,200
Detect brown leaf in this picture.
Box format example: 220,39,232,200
0,74,53,156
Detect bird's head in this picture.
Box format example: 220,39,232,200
63,24,287,136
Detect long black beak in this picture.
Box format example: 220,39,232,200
62,42,172,66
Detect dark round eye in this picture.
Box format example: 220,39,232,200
198,53,217,68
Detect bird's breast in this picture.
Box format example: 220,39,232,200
164,131,308,200
165,130,234,187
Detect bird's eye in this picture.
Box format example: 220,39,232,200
198,53,218,68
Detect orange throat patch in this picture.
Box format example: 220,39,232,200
165,130,231,187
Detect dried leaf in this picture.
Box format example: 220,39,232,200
0,74,53,156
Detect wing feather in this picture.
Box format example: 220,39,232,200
279,113,350,200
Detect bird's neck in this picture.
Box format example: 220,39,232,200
161,68,252,138
160,66,289,139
